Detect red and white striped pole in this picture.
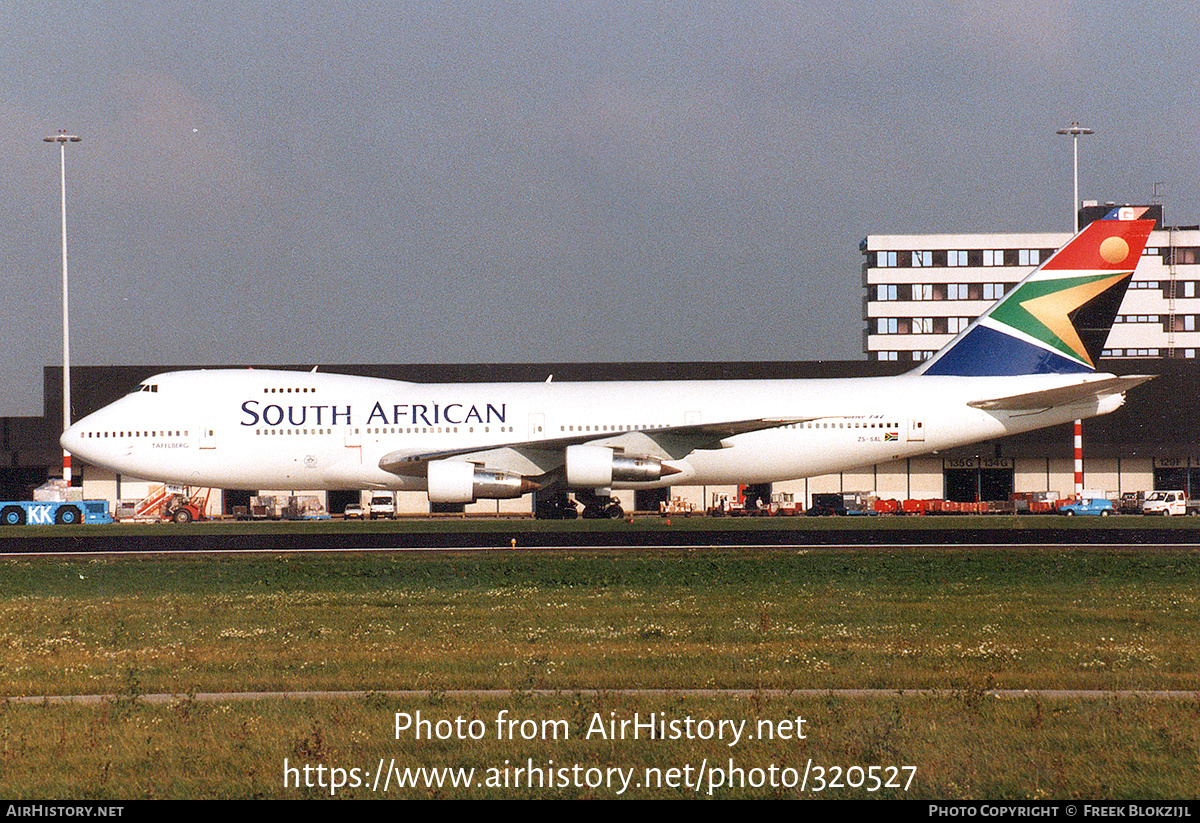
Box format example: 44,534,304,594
1073,419,1084,497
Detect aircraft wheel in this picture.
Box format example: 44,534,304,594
605,504,624,519
537,496,579,520
2,506,26,526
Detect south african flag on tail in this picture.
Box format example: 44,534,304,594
918,206,1156,377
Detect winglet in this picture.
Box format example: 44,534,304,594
918,206,1156,377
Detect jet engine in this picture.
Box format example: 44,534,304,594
564,445,677,488
426,460,538,503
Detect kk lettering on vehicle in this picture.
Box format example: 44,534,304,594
26,505,54,525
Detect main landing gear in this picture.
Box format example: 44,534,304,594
533,490,624,519
576,489,624,520
534,492,579,520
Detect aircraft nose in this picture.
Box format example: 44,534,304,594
60,422,81,455
61,412,105,465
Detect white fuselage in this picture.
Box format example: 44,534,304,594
61,368,1123,493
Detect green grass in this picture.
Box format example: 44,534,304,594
3,512,1200,541
2,694,1199,798
2,548,1199,798
3,549,1199,695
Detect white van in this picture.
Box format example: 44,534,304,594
368,493,397,519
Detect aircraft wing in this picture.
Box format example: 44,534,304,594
966,375,1155,411
378,417,810,477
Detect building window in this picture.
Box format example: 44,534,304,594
983,249,1003,267
1184,282,1196,298
1018,249,1040,266
912,283,933,301
912,250,932,267
946,250,967,267
876,284,898,301
912,317,933,334
878,318,898,334
877,251,898,267
947,283,968,300
983,283,1006,301
877,351,899,361
947,317,970,334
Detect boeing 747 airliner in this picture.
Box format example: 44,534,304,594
62,206,1156,518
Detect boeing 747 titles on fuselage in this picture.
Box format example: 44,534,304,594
63,207,1156,518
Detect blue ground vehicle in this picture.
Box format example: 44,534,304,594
0,500,113,525
1058,497,1115,517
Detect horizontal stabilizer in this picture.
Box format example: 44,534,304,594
967,375,1155,411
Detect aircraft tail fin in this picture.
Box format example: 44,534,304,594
916,206,1156,376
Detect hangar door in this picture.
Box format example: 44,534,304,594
1153,458,1198,497
943,457,1013,503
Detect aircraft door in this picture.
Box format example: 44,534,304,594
199,423,216,449
907,418,925,442
343,426,362,464
529,413,545,439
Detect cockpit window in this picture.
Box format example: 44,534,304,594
128,384,159,395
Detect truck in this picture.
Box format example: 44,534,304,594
0,500,113,525
161,488,211,523
1140,490,1200,516
117,484,213,522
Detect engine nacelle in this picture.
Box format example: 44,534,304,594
565,445,673,488
427,460,535,503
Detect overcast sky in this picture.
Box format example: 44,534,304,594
2,1,1198,416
